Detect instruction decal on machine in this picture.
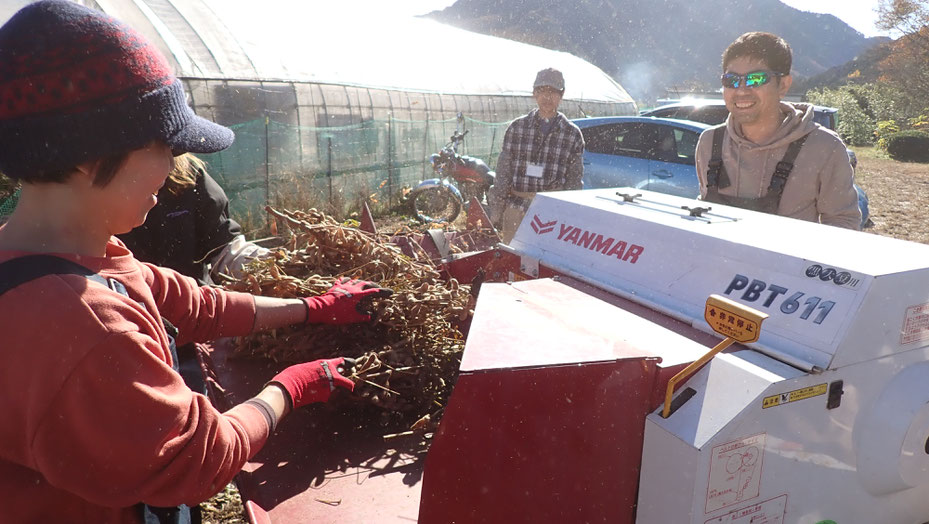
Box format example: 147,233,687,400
901,302,929,345
704,494,787,524
762,383,828,409
706,433,766,513
705,295,767,344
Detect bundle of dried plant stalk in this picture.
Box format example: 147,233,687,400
222,207,473,434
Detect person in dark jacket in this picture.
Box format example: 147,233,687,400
119,153,267,286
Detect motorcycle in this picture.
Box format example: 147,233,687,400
408,121,495,223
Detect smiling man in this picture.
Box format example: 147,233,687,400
695,32,861,229
490,67,585,242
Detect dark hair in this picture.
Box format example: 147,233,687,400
31,152,130,187
533,86,565,95
722,32,792,75
91,153,131,187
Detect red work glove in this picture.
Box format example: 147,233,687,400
268,357,355,410
301,277,393,325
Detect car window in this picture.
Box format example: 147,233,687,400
813,111,835,130
642,125,702,165
690,106,730,125
650,125,678,162
582,123,652,158
648,108,678,119
582,124,619,154
674,129,700,164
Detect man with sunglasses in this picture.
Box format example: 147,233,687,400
490,67,585,242
695,32,861,229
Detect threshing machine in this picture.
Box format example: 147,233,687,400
212,187,929,523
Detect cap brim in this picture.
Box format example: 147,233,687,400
167,114,234,155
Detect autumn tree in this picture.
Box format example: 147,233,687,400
877,0,929,110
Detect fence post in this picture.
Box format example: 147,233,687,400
489,126,498,167
423,115,429,180
327,136,333,202
387,113,394,209
264,115,270,213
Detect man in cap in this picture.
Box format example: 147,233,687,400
490,67,585,242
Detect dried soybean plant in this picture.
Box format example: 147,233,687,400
224,207,473,433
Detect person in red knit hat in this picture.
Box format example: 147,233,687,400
0,1,391,522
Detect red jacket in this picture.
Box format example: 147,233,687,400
0,238,266,523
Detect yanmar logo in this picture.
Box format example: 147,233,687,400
532,217,644,264
530,215,556,235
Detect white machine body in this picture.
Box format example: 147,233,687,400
510,188,929,523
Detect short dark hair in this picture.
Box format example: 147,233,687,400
30,152,130,187
722,32,792,75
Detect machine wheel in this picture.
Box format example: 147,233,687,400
410,186,462,223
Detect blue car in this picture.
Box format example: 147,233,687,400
574,116,709,198
572,115,871,228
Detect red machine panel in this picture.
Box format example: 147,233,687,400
419,279,668,523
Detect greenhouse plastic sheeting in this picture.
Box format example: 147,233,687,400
92,0,634,104
201,115,514,223
0,1,639,224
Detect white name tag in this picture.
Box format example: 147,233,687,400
526,163,544,178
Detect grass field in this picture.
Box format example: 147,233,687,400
854,146,929,244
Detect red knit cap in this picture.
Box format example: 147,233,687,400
0,0,234,181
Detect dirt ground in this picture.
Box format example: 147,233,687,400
854,146,929,244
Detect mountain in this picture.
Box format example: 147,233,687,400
424,0,886,101
792,39,892,93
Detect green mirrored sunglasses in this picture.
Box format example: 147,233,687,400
720,70,785,89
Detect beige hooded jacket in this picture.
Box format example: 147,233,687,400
695,102,861,229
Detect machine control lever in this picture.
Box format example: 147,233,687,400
662,295,768,418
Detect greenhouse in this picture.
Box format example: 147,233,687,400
1,0,637,220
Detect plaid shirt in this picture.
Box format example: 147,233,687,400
500,109,585,193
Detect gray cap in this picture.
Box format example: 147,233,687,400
533,68,565,91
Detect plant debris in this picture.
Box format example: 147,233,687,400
222,207,473,434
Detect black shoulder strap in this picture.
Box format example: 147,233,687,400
766,133,810,195
0,254,181,372
0,254,110,298
706,126,731,189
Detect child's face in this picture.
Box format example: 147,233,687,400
95,142,174,234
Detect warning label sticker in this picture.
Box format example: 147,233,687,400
704,494,787,524
762,383,828,409
902,303,929,345
706,433,765,514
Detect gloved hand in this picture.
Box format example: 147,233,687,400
301,277,393,325
268,357,355,410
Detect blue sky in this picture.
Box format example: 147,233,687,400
779,0,889,37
